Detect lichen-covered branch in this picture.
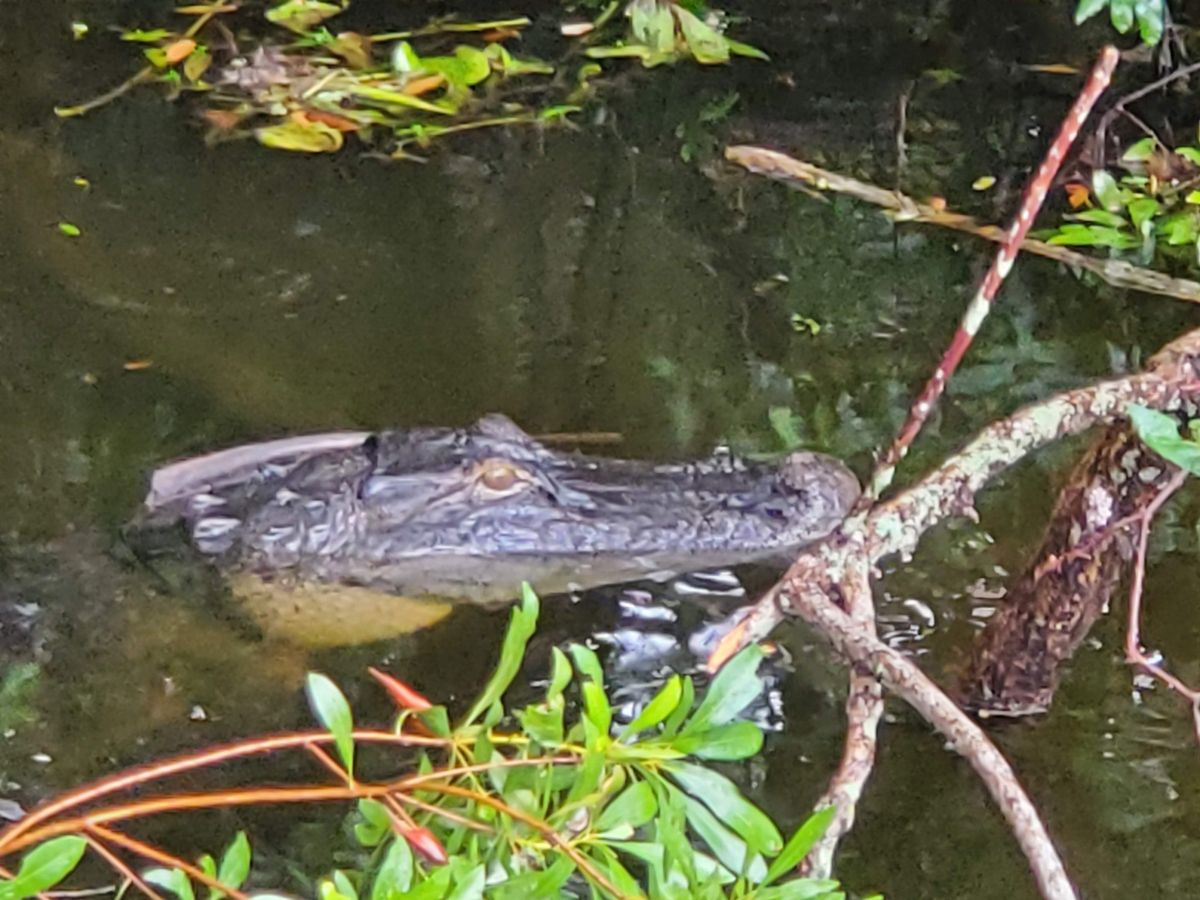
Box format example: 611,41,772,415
770,565,1077,900
708,327,1200,898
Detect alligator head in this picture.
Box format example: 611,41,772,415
141,414,859,606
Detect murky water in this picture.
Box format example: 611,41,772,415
3,1,1200,896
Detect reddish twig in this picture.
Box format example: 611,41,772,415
1094,59,1200,160
84,834,164,900
305,742,353,784
0,748,581,857
419,781,627,897
1122,468,1200,735
88,825,251,900
867,45,1120,502
0,729,447,852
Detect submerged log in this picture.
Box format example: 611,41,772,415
958,423,1175,714
960,334,1200,715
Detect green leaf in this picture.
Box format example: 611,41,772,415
661,675,694,737
680,792,767,881
305,672,354,777
1049,224,1139,250
630,0,678,54
597,779,659,832
568,643,605,685
672,720,764,760
144,868,195,900
681,644,765,735
768,407,805,451
213,832,250,898
256,120,344,154
1123,137,1158,163
1128,405,1200,475
1127,196,1161,231
460,585,539,726
444,862,484,899
1177,147,1200,165
395,866,449,899
198,854,217,886
418,705,450,737
1092,169,1122,210
585,44,654,62
754,879,843,899
565,750,605,806
266,0,346,35
515,701,563,745
1134,0,1164,44
370,838,414,899
423,45,492,88
539,105,581,122
665,761,782,854
483,43,554,77
1158,212,1198,245
1070,208,1128,228
727,39,770,61
590,845,646,898
354,799,390,847
345,84,452,115
675,8,730,64
490,856,574,899
57,222,81,237
119,28,171,43
1110,0,1136,32
4,836,87,899
1074,0,1108,23
1047,223,1100,246
546,646,572,702
620,675,683,740
762,807,838,885
580,679,613,741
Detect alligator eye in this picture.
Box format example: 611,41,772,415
478,460,527,493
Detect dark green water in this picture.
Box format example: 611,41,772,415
3,1,1200,896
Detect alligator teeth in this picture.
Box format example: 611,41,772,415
187,493,226,513
192,517,241,553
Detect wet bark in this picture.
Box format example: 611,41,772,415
959,424,1174,714
960,339,1200,715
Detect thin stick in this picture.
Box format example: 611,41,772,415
55,1,235,118
421,782,628,898
867,45,1120,502
84,835,164,900
88,826,251,900
0,729,446,851
1095,59,1200,154
1122,468,1200,736
724,146,1200,303
1,753,580,855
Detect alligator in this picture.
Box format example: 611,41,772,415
139,414,858,638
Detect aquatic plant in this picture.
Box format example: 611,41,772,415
0,588,858,899
1045,136,1200,271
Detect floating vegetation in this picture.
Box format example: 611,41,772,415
58,0,768,159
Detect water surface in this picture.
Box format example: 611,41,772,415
2,1,1199,896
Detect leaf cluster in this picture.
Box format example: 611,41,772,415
1044,138,1200,271
1074,0,1165,45
315,587,850,898
1,587,864,899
